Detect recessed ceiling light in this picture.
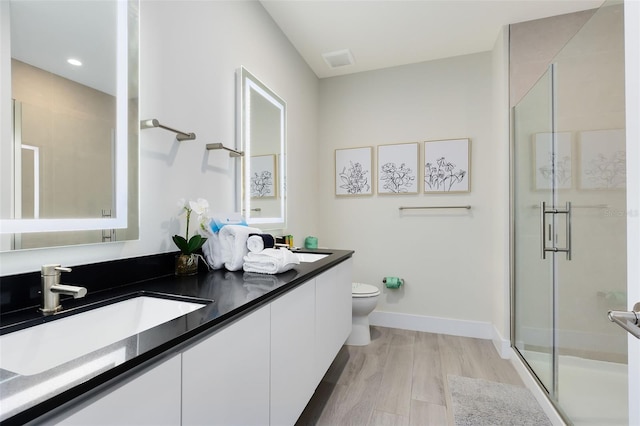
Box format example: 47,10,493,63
67,58,82,67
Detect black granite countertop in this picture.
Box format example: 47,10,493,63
0,249,353,425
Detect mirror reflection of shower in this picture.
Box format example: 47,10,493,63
11,93,116,249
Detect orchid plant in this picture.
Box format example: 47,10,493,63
173,198,209,256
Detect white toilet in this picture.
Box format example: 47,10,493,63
346,282,381,346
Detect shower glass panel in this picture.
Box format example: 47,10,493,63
513,68,555,394
512,1,627,424
553,2,627,424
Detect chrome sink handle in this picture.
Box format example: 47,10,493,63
41,264,87,314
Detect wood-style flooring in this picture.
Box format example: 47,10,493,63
296,326,524,426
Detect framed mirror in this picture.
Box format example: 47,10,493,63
0,0,139,250
238,67,286,228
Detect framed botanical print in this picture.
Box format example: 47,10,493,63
579,129,625,190
250,154,277,198
335,146,373,196
377,142,419,194
424,138,470,193
533,132,572,190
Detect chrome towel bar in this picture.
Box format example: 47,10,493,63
399,205,471,210
140,119,196,141
531,203,608,209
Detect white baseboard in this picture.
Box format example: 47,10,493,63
369,310,512,359
369,310,493,338
492,326,512,359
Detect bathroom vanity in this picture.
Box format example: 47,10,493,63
0,249,353,425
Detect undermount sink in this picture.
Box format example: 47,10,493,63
0,295,208,376
294,252,329,263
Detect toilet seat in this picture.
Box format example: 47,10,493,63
352,282,380,298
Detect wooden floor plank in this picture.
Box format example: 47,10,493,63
369,410,409,426
411,332,445,405
373,333,415,416
408,399,448,426
300,326,522,426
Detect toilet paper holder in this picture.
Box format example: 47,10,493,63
383,277,404,289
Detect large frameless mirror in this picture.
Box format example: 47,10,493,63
238,67,286,228
0,0,139,250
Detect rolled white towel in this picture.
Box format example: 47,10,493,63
242,248,300,274
219,224,261,271
247,234,275,253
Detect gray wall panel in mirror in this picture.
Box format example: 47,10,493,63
239,67,286,228
0,0,139,251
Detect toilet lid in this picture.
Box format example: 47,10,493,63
352,282,380,297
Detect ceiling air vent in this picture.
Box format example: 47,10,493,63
322,49,355,69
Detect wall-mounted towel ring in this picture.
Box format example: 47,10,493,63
140,119,196,141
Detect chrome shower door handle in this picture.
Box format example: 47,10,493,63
540,201,572,261
564,201,572,261
608,302,640,339
540,201,547,260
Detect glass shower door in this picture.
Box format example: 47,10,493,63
513,2,628,424
513,67,555,394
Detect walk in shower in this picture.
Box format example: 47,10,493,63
512,1,628,424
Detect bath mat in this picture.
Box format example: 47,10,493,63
448,375,552,426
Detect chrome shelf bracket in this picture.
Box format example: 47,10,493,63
140,119,196,141
206,143,244,157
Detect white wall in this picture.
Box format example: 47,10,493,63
491,26,511,348
317,52,506,334
0,0,319,275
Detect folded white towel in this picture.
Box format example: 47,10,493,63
243,248,300,275
219,224,261,271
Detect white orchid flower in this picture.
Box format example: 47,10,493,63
189,198,209,216
177,198,188,213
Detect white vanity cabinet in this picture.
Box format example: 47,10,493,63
271,257,352,424
34,257,352,426
57,354,181,426
181,305,270,426
270,279,317,425
315,257,353,382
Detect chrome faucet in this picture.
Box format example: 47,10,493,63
41,264,87,314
